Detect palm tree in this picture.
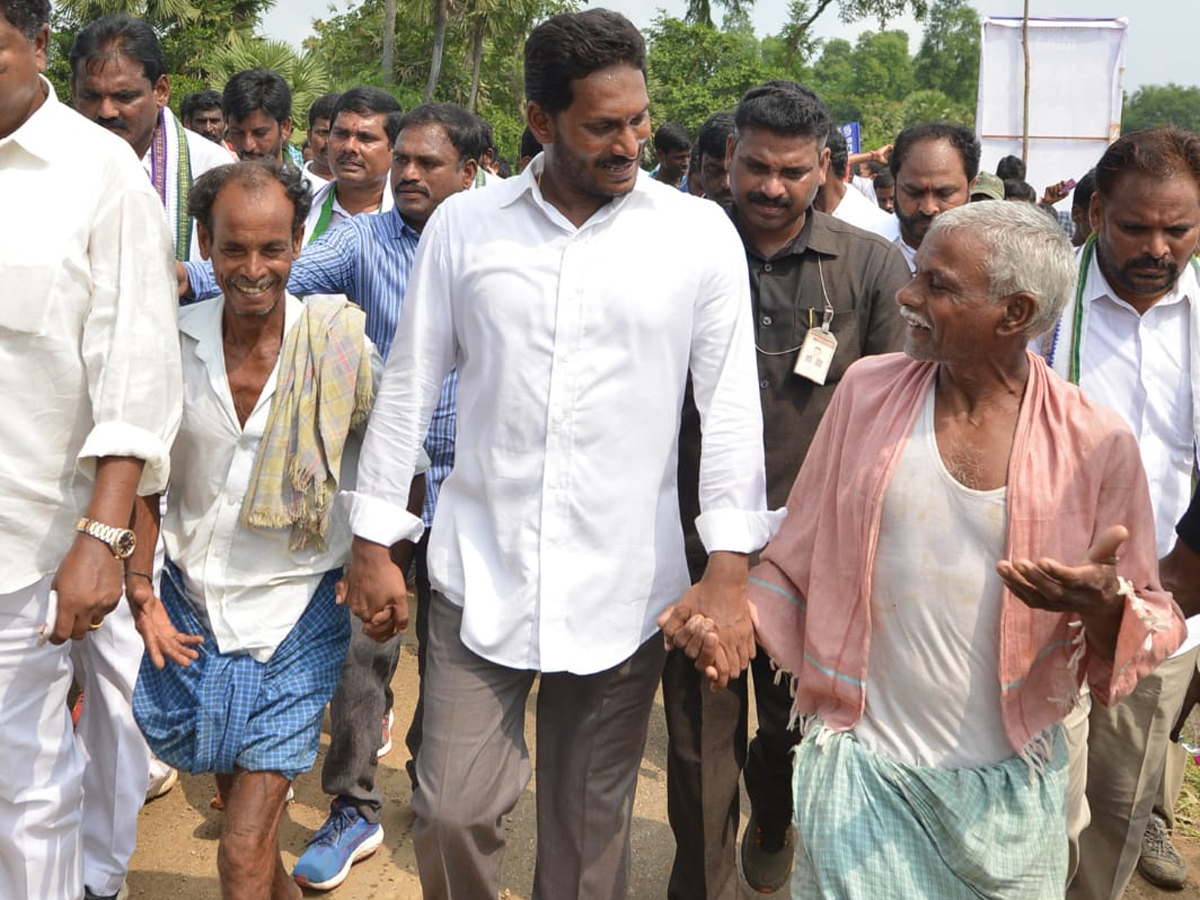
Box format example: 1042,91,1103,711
55,0,199,23
206,35,332,129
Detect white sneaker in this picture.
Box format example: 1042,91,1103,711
145,758,178,803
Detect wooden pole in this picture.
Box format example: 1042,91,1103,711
1022,0,1031,164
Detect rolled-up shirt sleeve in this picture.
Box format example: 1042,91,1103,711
347,210,457,547
77,175,182,496
688,213,785,554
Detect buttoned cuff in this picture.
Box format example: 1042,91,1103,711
77,422,172,495
346,491,426,547
696,507,786,555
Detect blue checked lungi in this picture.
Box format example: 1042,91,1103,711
133,561,350,780
792,726,1069,899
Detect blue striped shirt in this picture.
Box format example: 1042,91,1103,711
183,206,455,527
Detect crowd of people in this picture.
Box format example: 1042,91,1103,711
2,1,1199,899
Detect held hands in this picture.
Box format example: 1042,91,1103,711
126,578,203,669
338,537,410,643
996,524,1128,619
49,534,125,643
657,552,755,690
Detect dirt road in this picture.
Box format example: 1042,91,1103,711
125,630,1200,899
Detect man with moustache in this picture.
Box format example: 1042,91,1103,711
181,89,227,145
0,3,181,899
70,13,233,261
1044,126,1200,900
667,80,909,899
174,102,477,893
694,111,735,208
340,10,776,899
303,88,400,247
889,120,979,273
223,67,297,167
127,160,392,900
666,200,1184,898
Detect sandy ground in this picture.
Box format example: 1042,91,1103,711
126,629,1200,899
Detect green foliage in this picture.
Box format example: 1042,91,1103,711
305,0,575,162
646,16,786,137
1122,84,1200,134
912,0,979,109
47,0,284,115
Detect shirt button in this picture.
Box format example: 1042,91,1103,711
763,263,773,273
761,315,773,326
760,379,770,389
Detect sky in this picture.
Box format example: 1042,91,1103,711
261,0,1186,91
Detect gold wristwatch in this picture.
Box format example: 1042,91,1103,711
76,517,137,559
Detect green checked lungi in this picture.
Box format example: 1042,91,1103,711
791,726,1068,899
133,561,350,781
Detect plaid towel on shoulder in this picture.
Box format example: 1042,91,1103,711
240,296,374,551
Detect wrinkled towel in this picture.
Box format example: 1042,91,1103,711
240,296,373,550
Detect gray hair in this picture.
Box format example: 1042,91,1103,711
925,201,1075,339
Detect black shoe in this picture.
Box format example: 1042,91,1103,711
740,812,795,894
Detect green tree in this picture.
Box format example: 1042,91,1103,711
645,15,783,137
912,0,979,108
1122,84,1200,134
205,35,332,130
851,29,913,103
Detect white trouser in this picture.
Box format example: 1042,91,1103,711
0,576,85,900
70,595,152,897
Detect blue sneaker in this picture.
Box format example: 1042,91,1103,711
292,800,384,891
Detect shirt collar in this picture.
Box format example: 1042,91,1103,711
384,204,422,241
180,292,305,368
499,151,634,232
2,77,61,163
1084,246,1197,314
732,206,841,261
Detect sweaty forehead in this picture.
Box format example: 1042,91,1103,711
898,138,968,183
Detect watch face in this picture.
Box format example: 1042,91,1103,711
115,530,137,558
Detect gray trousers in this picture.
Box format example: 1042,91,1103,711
412,593,665,900
1068,646,1199,900
321,536,430,823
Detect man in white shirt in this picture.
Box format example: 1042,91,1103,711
126,161,395,900
889,121,978,273
1045,126,1200,900
0,4,181,899
70,13,233,262
68,15,234,898
302,92,339,187
340,10,778,899
814,124,900,242
304,87,400,243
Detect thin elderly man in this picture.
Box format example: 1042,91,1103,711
0,2,181,899
666,200,1184,898
71,13,233,261
340,9,777,899
667,80,909,900
125,161,399,900
1047,126,1200,900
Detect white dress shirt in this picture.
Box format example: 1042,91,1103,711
0,80,181,589
165,295,382,661
305,176,394,246
1078,253,1195,558
348,157,780,675
832,183,900,242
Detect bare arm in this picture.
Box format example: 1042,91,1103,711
49,457,144,643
